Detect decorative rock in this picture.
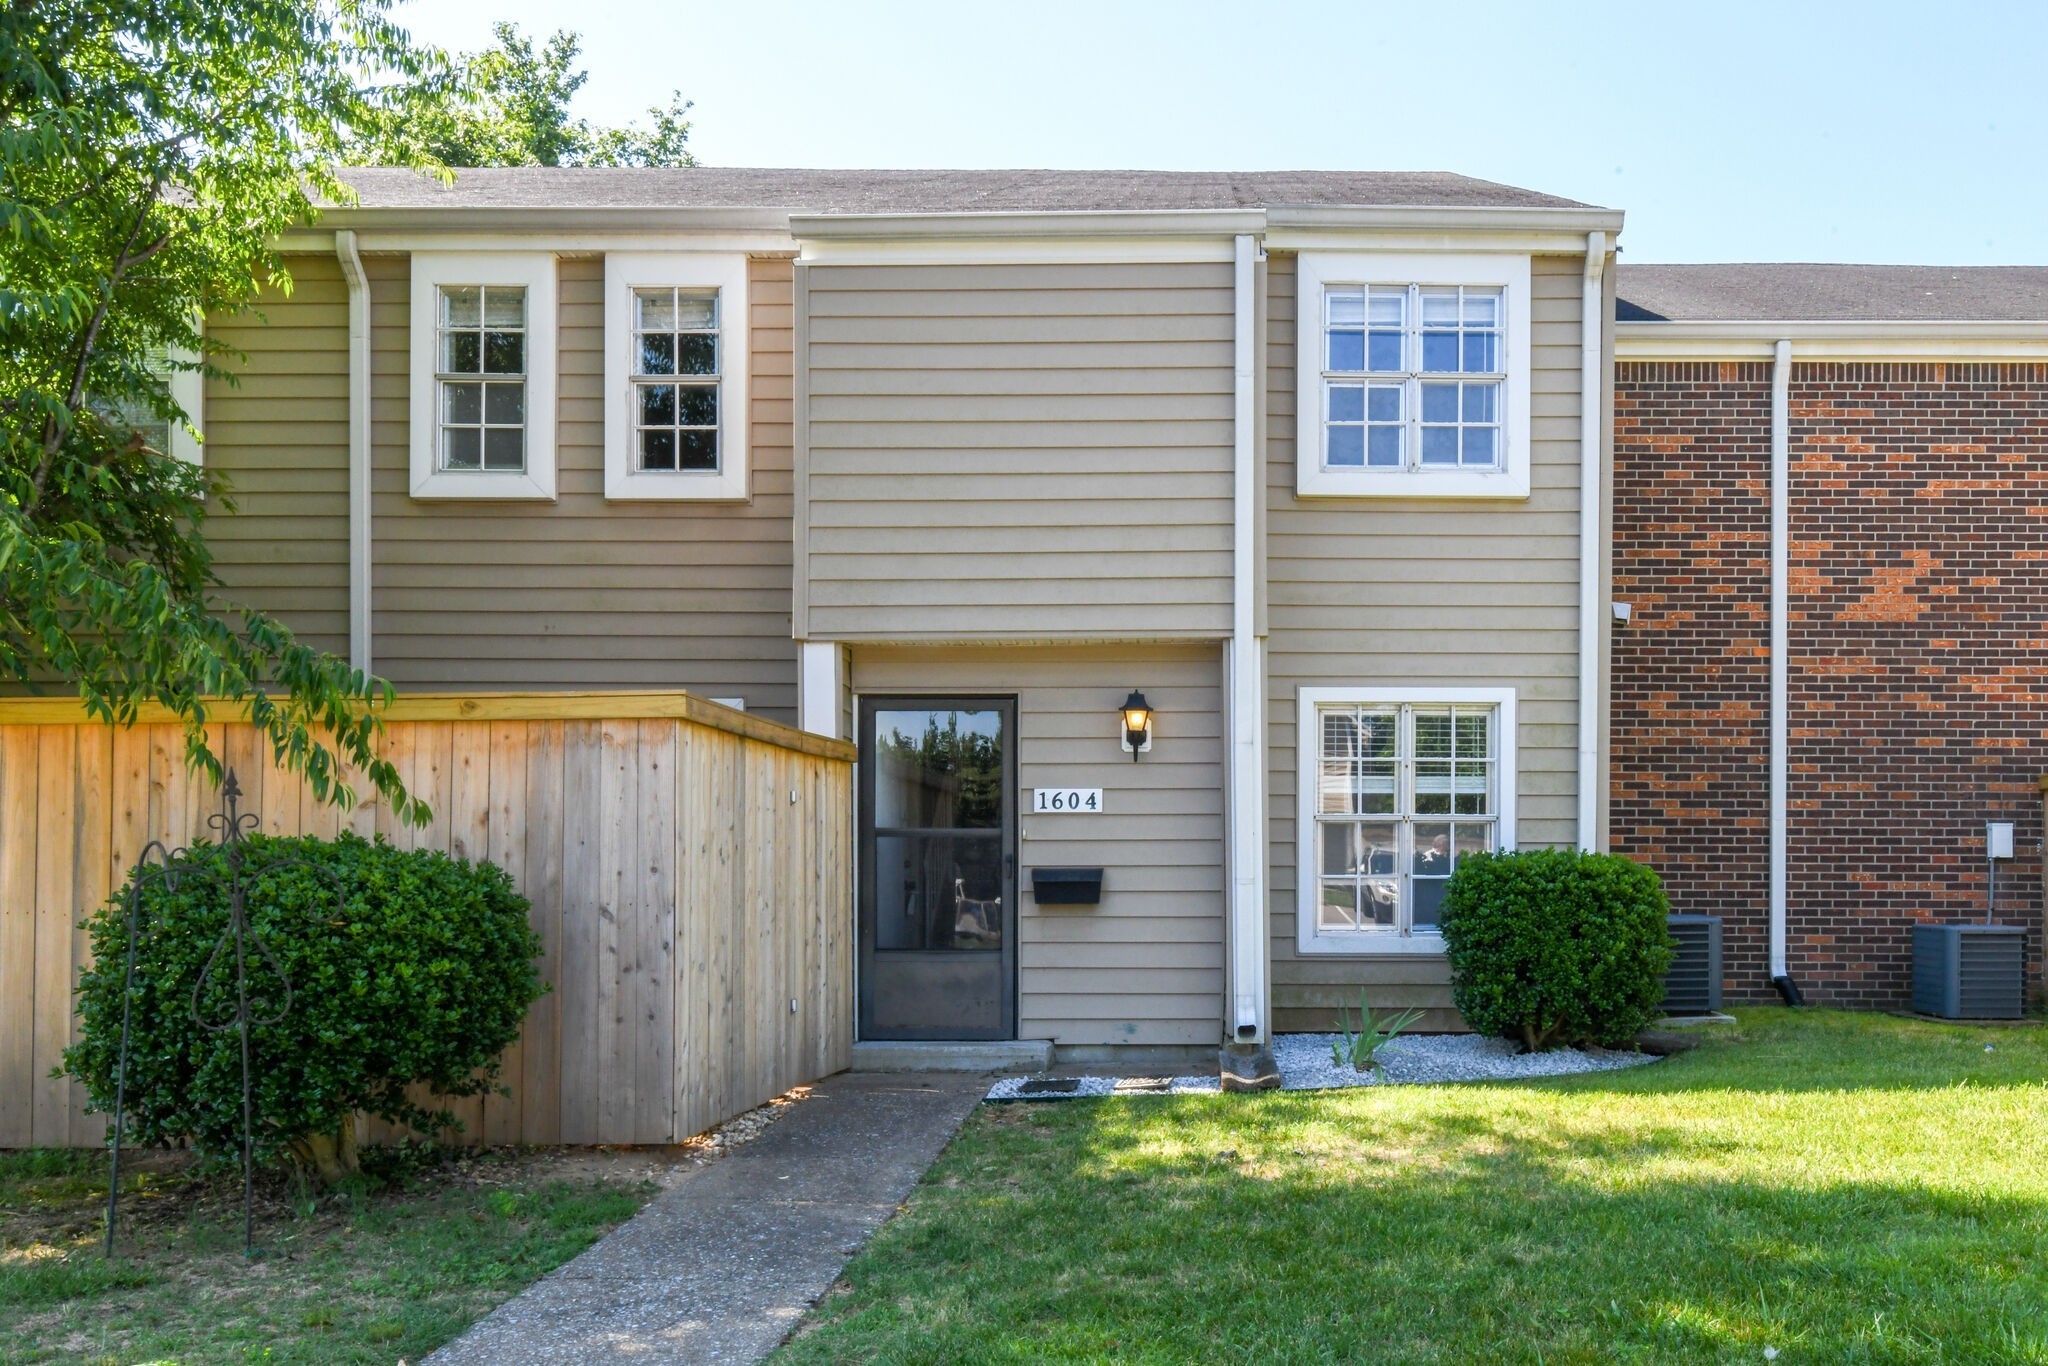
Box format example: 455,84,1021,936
1218,1042,1281,1092
1633,1030,1702,1056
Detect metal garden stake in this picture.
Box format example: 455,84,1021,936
105,769,344,1259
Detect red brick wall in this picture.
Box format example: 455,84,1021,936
1612,362,1775,994
1613,360,2048,1008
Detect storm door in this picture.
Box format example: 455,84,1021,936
858,698,1016,1040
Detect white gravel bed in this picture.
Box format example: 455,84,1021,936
985,1034,1655,1101
1276,1032,1657,1090
985,1074,1219,1101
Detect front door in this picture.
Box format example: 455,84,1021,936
858,698,1016,1040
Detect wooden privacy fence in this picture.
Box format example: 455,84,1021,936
0,691,856,1150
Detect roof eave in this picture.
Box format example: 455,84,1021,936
311,204,800,234
788,208,1268,239
1262,203,1623,235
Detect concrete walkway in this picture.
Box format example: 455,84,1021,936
428,1072,989,1364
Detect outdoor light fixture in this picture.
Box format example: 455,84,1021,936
1120,690,1153,761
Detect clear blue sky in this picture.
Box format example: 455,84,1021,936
394,0,2046,265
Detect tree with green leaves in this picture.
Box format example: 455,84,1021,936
0,0,435,819
355,22,695,168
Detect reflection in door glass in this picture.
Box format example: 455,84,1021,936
873,833,1004,951
873,709,1003,830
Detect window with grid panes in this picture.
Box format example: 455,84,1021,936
1314,702,1497,935
1322,284,1504,472
630,288,720,472
437,285,526,472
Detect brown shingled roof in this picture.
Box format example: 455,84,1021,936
333,166,1595,214
1617,263,2048,323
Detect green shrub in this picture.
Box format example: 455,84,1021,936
64,832,543,1179
1438,848,1673,1051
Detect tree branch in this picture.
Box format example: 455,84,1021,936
24,181,162,514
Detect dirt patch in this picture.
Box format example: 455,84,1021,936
0,1085,817,1364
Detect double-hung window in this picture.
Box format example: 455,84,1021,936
93,345,204,468
1325,285,1502,471
604,253,749,500
1295,252,1531,500
630,288,720,472
437,285,527,473
409,253,558,500
1297,687,1517,953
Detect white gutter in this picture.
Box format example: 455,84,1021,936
1616,318,2048,361
1227,233,1268,1042
335,228,372,675
1577,231,1608,850
1769,339,1791,981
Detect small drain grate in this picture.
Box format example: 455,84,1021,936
1112,1077,1171,1094
1017,1077,1082,1095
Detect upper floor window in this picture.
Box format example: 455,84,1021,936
604,253,749,501
1296,686,1518,955
93,345,204,468
1295,252,1531,500
437,285,526,473
409,252,558,500
630,287,720,472
1325,285,1503,471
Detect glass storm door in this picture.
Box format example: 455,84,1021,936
858,698,1017,1041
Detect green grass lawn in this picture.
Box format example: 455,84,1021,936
782,1009,2048,1365
0,1144,659,1364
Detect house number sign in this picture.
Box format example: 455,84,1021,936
1032,788,1104,813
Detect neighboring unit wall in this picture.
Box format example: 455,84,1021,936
801,261,1237,642
1264,252,1591,1032
204,253,352,656
366,254,800,719
1611,359,2048,1007
1609,361,1774,996
850,644,1225,1049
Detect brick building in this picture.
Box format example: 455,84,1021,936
1611,265,2048,1008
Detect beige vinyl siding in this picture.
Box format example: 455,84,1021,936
203,253,351,655
367,254,799,719
851,644,1224,1048
802,262,1236,642
1265,251,1589,1032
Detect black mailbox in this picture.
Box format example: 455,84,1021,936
1030,867,1104,906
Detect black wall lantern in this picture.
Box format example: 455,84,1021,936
1120,690,1153,761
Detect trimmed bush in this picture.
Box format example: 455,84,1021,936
64,832,543,1180
1438,848,1673,1051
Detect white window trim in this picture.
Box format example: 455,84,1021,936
409,251,558,500
1295,685,1518,957
165,350,204,467
1295,251,1531,500
603,252,750,501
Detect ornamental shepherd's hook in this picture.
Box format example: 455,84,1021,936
103,839,185,1257
105,768,346,1260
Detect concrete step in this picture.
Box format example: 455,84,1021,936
850,1039,1055,1073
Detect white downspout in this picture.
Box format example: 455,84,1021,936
1769,339,1791,983
1577,231,1608,850
1227,233,1268,1042
335,229,372,675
